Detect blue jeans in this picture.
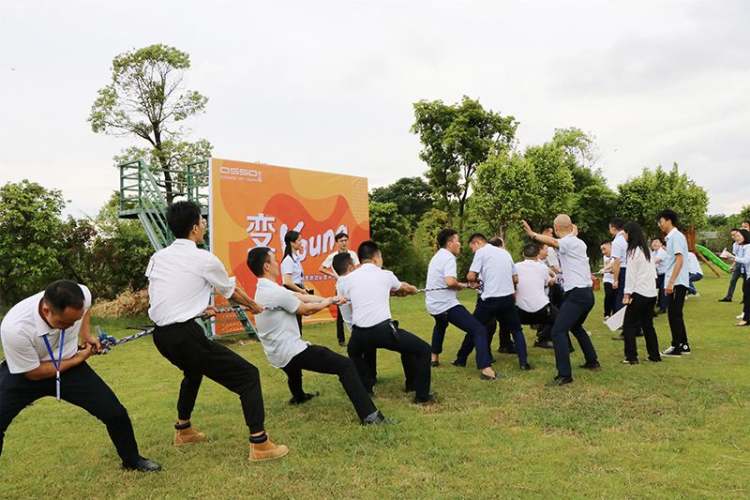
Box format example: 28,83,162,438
457,295,528,367
431,305,491,369
551,287,598,378
688,273,703,295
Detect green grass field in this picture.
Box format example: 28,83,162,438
1,272,749,499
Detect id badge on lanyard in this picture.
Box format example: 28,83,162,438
42,329,65,401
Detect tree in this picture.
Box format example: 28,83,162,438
739,205,750,223
472,152,541,237
89,44,211,203
369,201,423,284
412,208,450,265
0,181,65,305
370,177,434,228
617,163,709,235
523,142,575,224
411,96,518,230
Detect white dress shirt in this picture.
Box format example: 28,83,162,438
469,245,517,300
687,252,703,276
335,280,353,330
0,285,92,374
337,263,401,328
557,235,593,292
602,256,615,284
663,228,690,288
611,231,628,269
321,250,360,277
146,239,236,326
623,248,657,298
253,278,309,368
425,248,461,315
514,260,550,313
653,248,669,275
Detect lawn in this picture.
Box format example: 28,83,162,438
1,272,749,499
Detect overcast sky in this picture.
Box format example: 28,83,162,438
1,0,747,218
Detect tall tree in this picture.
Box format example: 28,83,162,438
617,163,709,235
89,44,211,203
411,96,517,230
369,201,423,283
370,176,434,228
0,181,65,305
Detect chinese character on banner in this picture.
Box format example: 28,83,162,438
246,213,276,247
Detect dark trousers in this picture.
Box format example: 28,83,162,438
549,282,564,308
725,266,743,300
0,361,140,464
622,294,661,361
348,320,431,401
475,296,512,351
603,282,616,317
518,304,557,342
667,285,689,348
614,268,627,312
431,305,491,369
282,345,377,420
743,278,750,322
458,295,528,367
688,273,703,295
656,274,667,312
152,320,265,434
336,305,345,343
551,287,598,378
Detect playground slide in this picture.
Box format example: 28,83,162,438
696,244,732,274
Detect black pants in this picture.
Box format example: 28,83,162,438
603,282,616,317
518,305,557,342
0,361,141,465
656,274,667,312
622,294,661,361
153,320,265,434
348,320,431,401
725,266,743,300
667,285,689,348
551,287,598,378
283,345,377,420
458,296,527,366
614,268,626,312
474,296,512,351
336,305,346,343
431,305,491,369
549,282,564,308
743,277,750,322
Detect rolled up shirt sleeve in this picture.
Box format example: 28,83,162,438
204,255,237,298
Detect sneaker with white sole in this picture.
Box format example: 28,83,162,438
662,346,682,357
737,313,744,320
682,344,691,354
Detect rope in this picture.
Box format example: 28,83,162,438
417,280,483,294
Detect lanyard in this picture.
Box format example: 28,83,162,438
42,329,65,401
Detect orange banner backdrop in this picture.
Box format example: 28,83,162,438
209,158,369,334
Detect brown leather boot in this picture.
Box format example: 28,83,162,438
174,425,207,446
248,437,289,462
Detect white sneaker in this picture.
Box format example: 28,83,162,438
737,313,744,320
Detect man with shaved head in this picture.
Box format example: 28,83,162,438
522,215,600,386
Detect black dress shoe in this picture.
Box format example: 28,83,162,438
451,359,466,367
413,393,438,405
289,391,319,405
547,376,573,386
719,297,732,302
123,457,162,472
497,345,516,354
403,385,416,393
579,361,601,370
362,410,388,425
534,340,554,349
431,360,440,367
520,363,533,371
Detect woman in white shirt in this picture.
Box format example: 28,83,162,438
281,230,309,334
727,229,750,327
622,222,661,364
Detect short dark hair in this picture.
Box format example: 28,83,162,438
437,228,458,248
332,252,354,276
541,224,554,233
44,280,84,312
167,201,202,239
609,217,625,230
657,209,679,226
738,229,750,246
488,236,503,247
247,247,272,277
357,240,380,262
743,220,750,226
468,233,487,244
522,243,540,258
335,232,349,242
600,240,611,247
651,237,664,244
